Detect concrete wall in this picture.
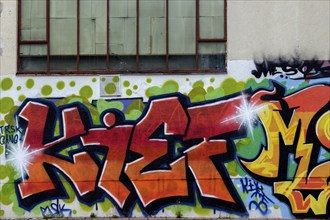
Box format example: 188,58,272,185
0,0,329,219
227,0,330,60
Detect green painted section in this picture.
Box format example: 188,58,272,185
104,83,117,94
56,81,65,90
1,78,13,91
0,97,14,114
79,85,93,98
41,85,53,96
25,79,35,89
145,80,179,97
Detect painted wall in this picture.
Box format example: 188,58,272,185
0,61,329,219
0,0,329,219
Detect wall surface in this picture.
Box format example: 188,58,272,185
227,0,330,60
0,0,329,219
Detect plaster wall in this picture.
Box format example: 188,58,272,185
227,0,330,60
0,0,329,219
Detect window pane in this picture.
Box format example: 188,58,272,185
169,55,195,70
139,0,166,55
19,45,47,71
18,0,227,73
199,43,225,70
169,0,195,55
50,0,77,55
109,0,136,71
169,0,195,70
139,0,166,71
80,0,107,70
50,0,77,70
21,0,46,41
79,56,107,70
200,0,224,39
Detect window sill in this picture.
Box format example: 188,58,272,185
16,69,227,76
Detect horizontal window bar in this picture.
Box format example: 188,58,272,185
20,40,48,45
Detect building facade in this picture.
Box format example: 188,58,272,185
0,0,329,218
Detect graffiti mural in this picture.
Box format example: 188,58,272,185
0,71,329,218
251,59,330,80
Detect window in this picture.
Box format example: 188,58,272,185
17,0,226,74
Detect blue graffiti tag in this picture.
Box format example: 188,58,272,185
40,200,72,217
240,177,274,214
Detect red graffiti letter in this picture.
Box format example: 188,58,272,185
81,112,133,208
125,97,189,209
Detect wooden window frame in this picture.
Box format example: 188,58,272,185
17,0,227,75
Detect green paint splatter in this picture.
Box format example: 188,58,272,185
133,203,142,213
68,97,83,104
321,151,330,160
56,95,101,125
0,146,4,155
146,80,179,97
56,81,65,90
26,78,35,89
193,80,204,88
18,95,26,102
104,82,117,94
236,125,265,161
60,175,76,204
1,78,13,91
125,109,141,120
245,78,270,91
16,86,22,91
79,85,93,98
221,78,245,95
101,77,106,82
123,80,130,87
0,97,14,114
113,76,120,83
185,78,190,82
92,78,97,83
146,78,152,83
193,196,212,215
206,86,214,93
12,196,26,216
133,85,138,90
288,156,298,178
41,85,53,96
125,99,144,120
0,209,4,217
96,99,124,114
73,210,77,215
0,165,13,179
274,205,279,209
167,203,192,217
4,106,19,125
53,120,60,136
79,202,94,212
69,81,76,87
188,87,206,103
31,200,52,215
175,142,184,156
205,87,224,100
99,198,114,212
1,182,15,205
210,77,215,83
0,120,5,126
226,160,238,176
126,89,132,96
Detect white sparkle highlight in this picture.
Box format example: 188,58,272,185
6,143,44,182
222,94,267,139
